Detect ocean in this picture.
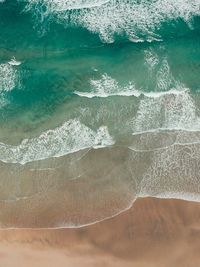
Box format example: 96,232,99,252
0,0,200,228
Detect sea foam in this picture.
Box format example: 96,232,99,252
74,74,141,98
48,0,110,11
133,88,198,133
0,119,114,164
0,62,20,108
0,63,18,93
24,0,200,42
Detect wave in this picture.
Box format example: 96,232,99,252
74,52,189,99
74,73,187,99
0,60,22,109
0,62,21,108
1,131,200,228
137,138,200,201
74,69,200,136
8,57,22,66
74,54,199,136
46,0,111,11
74,74,141,98
23,0,200,42
141,193,200,203
133,87,199,133
0,62,19,93
0,119,114,164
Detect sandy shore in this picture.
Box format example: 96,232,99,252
0,197,200,267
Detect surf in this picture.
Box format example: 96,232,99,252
22,0,200,42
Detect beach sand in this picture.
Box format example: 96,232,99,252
0,197,200,267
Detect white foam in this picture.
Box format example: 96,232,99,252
138,139,200,203
137,192,200,203
25,0,111,13
75,64,200,136
133,88,199,133
129,37,162,43
0,63,18,93
145,51,181,91
8,57,22,66
53,0,111,11
23,0,200,42
146,192,200,203
68,0,200,42
144,49,160,72
75,72,188,99
0,119,114,164
156,58,174,91
74,74,141,98
131,52,200,134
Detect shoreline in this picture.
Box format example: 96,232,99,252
1,197,200,266
1,194,200,230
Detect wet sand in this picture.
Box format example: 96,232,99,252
0,197,200,267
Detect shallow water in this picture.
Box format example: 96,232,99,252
0,0,200,227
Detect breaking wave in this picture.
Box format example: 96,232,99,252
23,0,200,42
0,61,21,108
0,119,114,164
0,63,19,93
39,0,111,11
74,74,141,98
133,88,199,133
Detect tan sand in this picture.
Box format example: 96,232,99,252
0,197,200,267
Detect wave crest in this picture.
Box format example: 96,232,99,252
0,119,114,164
24,0,200,42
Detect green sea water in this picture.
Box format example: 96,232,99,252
0,0,200,227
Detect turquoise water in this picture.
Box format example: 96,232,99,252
0,0,200,227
